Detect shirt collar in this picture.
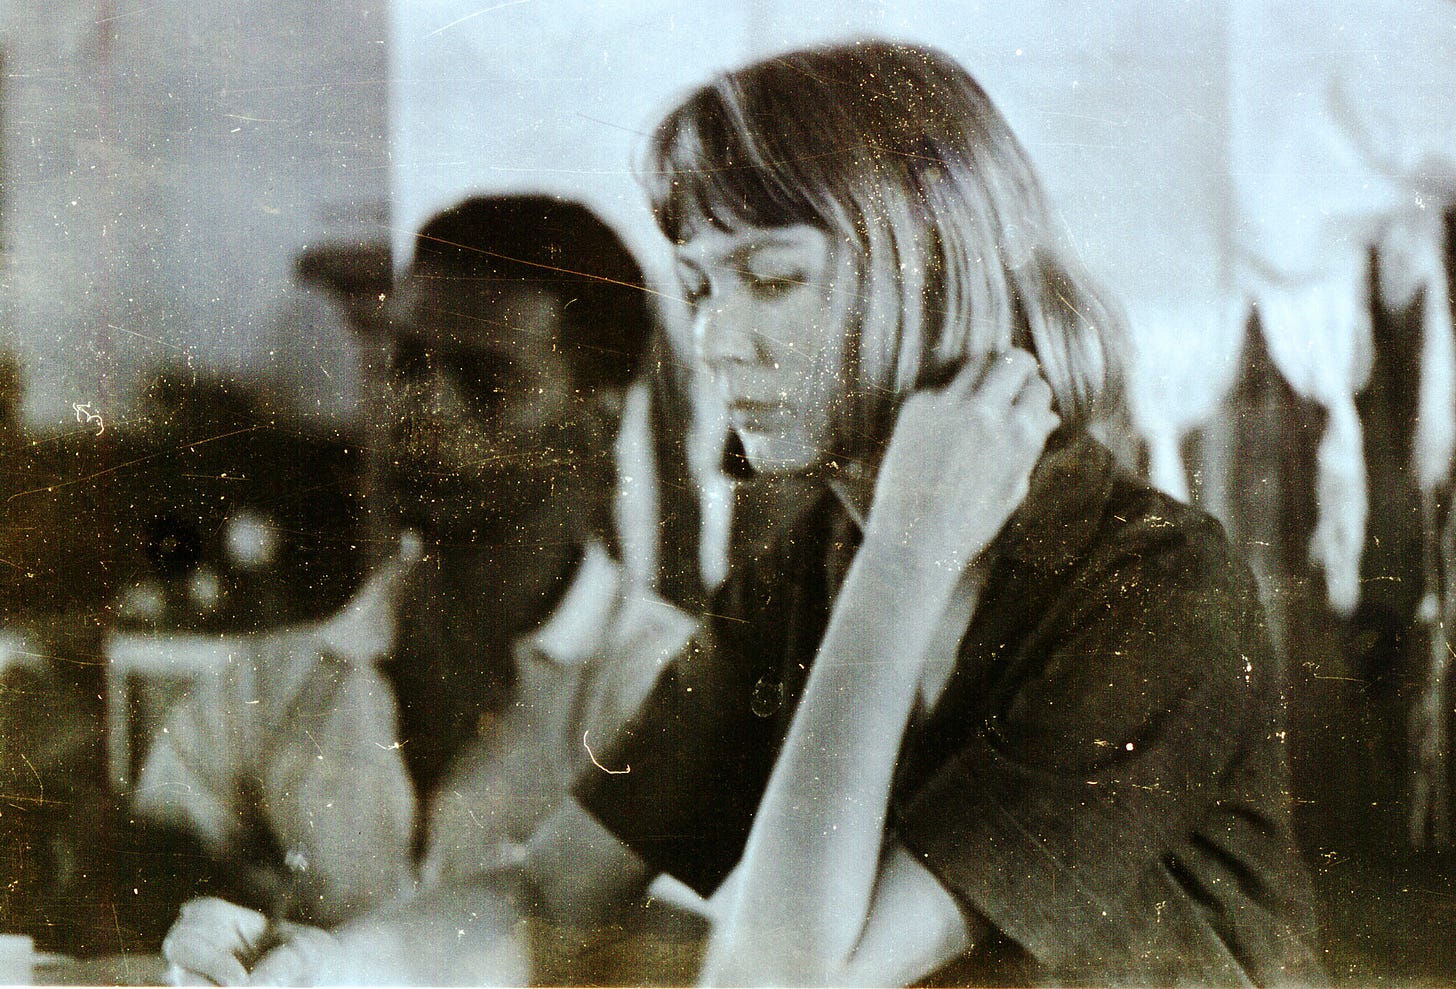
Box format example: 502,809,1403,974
823,429,1115,575
528,540,623,666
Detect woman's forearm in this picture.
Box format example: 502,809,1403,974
701,542,970,985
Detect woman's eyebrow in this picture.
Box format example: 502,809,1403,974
677,231,817,270
722,236,806,266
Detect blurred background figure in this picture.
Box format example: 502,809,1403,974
0,360,367,958
132,194,698,945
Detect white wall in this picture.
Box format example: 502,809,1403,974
0,1,1237,435
389,0,764,290
388,0,1231,357
0,0,389,431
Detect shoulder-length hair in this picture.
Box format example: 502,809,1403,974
641,39,1126,463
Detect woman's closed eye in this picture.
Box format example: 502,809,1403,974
745,272,803,300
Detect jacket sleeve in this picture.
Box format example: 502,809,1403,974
894,513,1267,971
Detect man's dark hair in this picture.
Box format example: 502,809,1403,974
410,195,651,390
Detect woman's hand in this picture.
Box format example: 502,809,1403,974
162,897,341,986
863,348,1059,586
238,923,343,987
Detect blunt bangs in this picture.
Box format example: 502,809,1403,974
645,88,802,243
644,67,873,244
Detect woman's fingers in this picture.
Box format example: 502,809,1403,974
246,924,340,987
978,350,1039,408
942,349,1055,441
1011,373,1059,435
935,356,986,397
866,345,1060,581
944,348,1036,403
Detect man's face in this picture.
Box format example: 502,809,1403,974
379,265,601,542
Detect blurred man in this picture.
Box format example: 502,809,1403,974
136,195,697,939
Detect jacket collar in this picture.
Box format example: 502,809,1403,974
824,428,1115,576
996,430,1116,574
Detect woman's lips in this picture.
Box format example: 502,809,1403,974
728,398,785,428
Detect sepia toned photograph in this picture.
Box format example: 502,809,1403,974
0,0,1454,984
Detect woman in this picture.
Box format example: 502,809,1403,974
162,40,1321,988
572,39,1323,987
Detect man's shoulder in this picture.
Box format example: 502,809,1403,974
532,542,700,671
610,582,701,661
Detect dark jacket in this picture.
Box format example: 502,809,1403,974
577,434,1323,987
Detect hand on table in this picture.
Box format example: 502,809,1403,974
162,897,341,986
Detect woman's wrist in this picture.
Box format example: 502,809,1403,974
855,522,980,611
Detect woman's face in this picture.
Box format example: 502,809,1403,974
675,223,855,475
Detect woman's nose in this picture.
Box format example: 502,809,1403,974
696,296,760,371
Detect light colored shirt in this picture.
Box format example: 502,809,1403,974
421,542,698,886
132,539,696,925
